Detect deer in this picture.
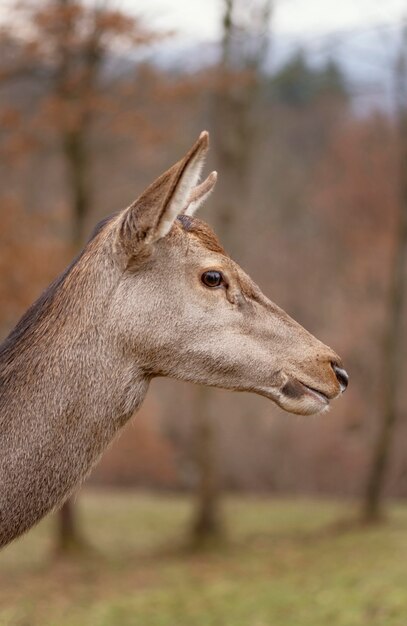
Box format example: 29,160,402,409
0,131,348,548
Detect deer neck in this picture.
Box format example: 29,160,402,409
0,248,149,547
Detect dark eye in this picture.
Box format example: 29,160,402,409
201,270,224,288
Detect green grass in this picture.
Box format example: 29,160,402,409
1,492,407,626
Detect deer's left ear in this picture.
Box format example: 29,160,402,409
119,131,210,251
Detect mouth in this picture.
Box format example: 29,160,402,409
278,377,336,415
298,382,330,406
255,372,341,416
257,377,333,416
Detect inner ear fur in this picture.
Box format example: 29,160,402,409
118,131,210,253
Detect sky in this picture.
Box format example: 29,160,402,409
115,0,405,113
3,0,404,63
120,0,407,44
115,0,404,113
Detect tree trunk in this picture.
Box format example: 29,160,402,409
189,0,235,547
190,386,224,547
63,129,92,249
362,30,407,522
55,125,91,555
53,0,99,554
55,498,87,555
189,0,272,546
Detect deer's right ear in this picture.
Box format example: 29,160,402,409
117,132,209,254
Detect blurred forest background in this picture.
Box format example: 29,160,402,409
0,0,407,624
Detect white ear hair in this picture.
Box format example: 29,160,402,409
184,171,218,217
154,132,208,239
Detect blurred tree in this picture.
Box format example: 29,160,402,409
190,0,272,547
362,25,407,522
271,51,348,107
90,401,177,489
0,196,67,336
46,0,158,555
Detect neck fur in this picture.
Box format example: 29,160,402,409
0,238,148,547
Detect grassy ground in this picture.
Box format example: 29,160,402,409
0,493,407,626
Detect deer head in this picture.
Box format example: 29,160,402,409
103,131,348,415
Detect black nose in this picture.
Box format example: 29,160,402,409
332,364,349,392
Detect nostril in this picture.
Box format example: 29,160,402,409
332,363,349,392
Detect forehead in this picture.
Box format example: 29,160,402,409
176,215,226,256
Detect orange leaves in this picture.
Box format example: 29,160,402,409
314,116,399,255
0,195,68,335
0,106,41,165
0,107,22,129
0,1,171,142
91,407,177,488
23,1,163,61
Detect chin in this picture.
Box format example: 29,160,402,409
277,396,331,416
256,387,331,416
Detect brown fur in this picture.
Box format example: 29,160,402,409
0,132,347,547
177,214,226,255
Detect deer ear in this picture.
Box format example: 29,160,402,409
183,171,217,217
119,131,209,250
